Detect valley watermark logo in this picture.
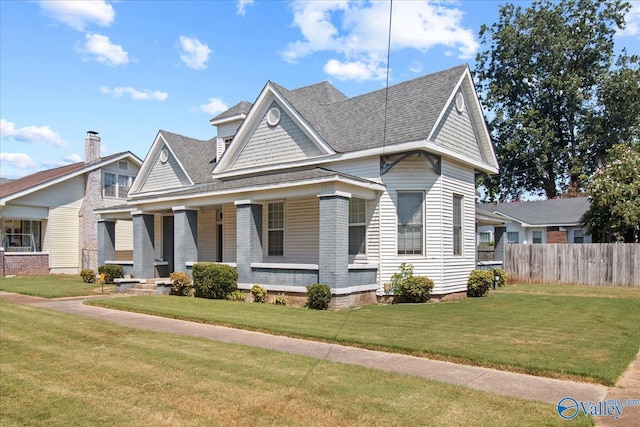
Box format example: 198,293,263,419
557,396,640,420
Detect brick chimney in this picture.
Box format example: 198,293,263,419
85,130,101,164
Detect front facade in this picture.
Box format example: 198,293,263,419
0,132,141,275
99,65,498,305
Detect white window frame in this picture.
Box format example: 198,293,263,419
479,232,491,244
103,171,134,199
453,194,463,256
349,198,367,256
507,231,519,243
532,230,543,244
574,229,584,244
267,201,284,257
397,191,424,256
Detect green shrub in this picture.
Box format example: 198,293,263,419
394,276,434,303
251,284,268,303
192,262,238,299
169,272,192,296
491,268,508,287
228,290,246,302
390,263,414,294
273,294,287,306
98,264,124,284
467,270,493,297
80,269,96,284
305,284,332,310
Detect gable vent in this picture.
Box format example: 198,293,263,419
455,91,465,113
267,107,281,126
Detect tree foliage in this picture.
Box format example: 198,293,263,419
582,143,640,242
475,0,640,200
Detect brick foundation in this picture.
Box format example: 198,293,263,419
2,252,49,276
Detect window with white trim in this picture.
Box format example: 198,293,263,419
349,198,366,256
267,202,284,256
104,172,133,199
397,191,423,255
479,232,491,244
574,229,584,243
532,230,543,244
453,195,463,255
507,231,519,243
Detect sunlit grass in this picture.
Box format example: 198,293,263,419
0,275,114,298
0,301,592,426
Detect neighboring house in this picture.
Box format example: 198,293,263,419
477,197,592,246
98,64,498,306
0,132,142,276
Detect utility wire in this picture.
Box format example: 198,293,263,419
381,0,393,159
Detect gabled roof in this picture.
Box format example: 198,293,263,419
0,152,142,203
480,197,590,227
210,101,253,125
159,130,217,184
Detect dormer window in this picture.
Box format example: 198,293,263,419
224,137,233,150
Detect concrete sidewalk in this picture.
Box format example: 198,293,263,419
1,291,611,408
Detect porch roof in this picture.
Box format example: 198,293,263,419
128,167,385,203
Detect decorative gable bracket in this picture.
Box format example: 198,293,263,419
380,151,441,175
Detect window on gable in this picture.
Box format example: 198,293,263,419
397,192,423,255
268,202,284,256
453,195,463,256
349,198,366,256
104,172,134,199
118,160,128,170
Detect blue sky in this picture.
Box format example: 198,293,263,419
1,0,638,179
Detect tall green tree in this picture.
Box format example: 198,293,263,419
581,143,640,242
475,0,639,200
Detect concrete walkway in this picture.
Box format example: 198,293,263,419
1,292,615,406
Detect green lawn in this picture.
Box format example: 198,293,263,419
0,301,591,426
0,275,114,298
89,285,640,386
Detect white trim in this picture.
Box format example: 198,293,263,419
0,152,142,205
237,282,379,295
251,262,318,270
127,174,385,205
348,262,379,269
234,199,257,206
209,113,248,126
171,206,198,212
106,260,133,265
185,261,237,268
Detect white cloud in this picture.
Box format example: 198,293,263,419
0,119,68,147
0,153,36,170
199,98,229,115
39,0,115,31
281,1,479,81
179,36,212,70
100,86,168,101
409,61,423,73
76,33,129,66
237,0,254,16
618,2,640,37
64,153,83,163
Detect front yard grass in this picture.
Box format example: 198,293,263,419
0,275,114,298
0,301,591,426
89,285,640,386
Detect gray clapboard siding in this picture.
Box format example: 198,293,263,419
223,204,236,263
432,95,483,162
281,196,319,264
140,144,191,192
16,175,85,208
231,102,323,170
197,210,216,261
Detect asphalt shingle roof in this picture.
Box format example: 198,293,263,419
159,130,217,184
479,197,590,226
210,100,253,122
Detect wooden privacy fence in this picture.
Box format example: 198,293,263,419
505,243,640,287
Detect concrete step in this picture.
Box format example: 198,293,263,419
124,288,157,296
132,283,158,290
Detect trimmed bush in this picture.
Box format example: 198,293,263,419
98,264,124,284
273,294,287,306
251,284,268,303
394,276,434,303
228,290,246,302
467,270,493,297
192,262,238,299
491,268,508,287
169,272,192,296
80,269,96,284
305,284,332,310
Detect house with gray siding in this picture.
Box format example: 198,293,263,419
98,64,498,306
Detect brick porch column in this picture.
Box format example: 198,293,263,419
235,200,263,284
318,192,350,290
173,207,198,273
133,211,155,279
97,220,116,268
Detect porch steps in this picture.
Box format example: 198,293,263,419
123,278,172,296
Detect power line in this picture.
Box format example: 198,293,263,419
381,0,393,159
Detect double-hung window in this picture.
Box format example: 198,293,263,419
507,231,519,243
397,191,423,255
268,202,284,256
349,198,366,256
453,195,463,255
573,230,584,243
532,230,543,244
